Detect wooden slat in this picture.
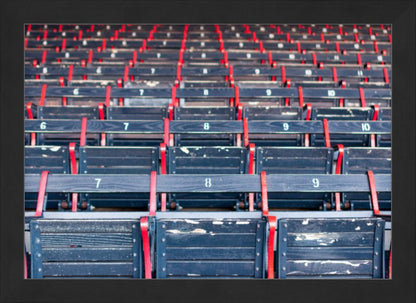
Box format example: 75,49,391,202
175,157,243,168
165,233,256,247
287,232,374,247
82,147,156,157
261,147,330,157
166,260,255,277
262,158,329,169
173,167,244,174
41,233,134,247
42,262,134,277
25,167,67,174
85,167,153,174
25,157,66,167
162,219,259,233
284,218,379,233
286,247,374,260
346,159,391,174
86,157,154,166
166,247,256,260
42,247,133,261
34,219,137,232
286,260,373,276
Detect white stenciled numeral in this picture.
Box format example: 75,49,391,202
357,70,363,76
123,122,129,130
255,68,260,75
377,56,383,61
201,42,205,47
239,42,244,47
73,89,79,95
139,89,144,96
354,43,359,49
40,122,47,130
203,122,210,130
95,178,102,188
157,53,161,58
327,90,336,97
266,89,272,96
361,123,371,131
334,55,339,60
246,53,251,58
305,69,312,76
289,54,295,59
122,40,127,46
278,43,284,49
96,67,102,74
65,52,70,58
203,68,208,74
203,89,209,96
201,53,206,58
111,53,116,58
205,178,212,188
269,34,274,39
283,123,289,131
316,44,321,49
42,67,48,74
151,68,155,74
163,40,167,46
312,178,320,188
236,33,240,38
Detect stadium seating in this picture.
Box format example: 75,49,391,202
24,23,392,280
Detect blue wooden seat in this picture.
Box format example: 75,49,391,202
37,106,101,146
30,219,142,278
25,146,69,209
342,147,391,210
168,146,248,209
106,106,167,146
79,146,159,209
243,106,303,146
277,218,385,278
174,107,236,146
156,218,266,278
256,147,333,209
310,107,373,147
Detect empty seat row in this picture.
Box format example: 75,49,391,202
24,116,391,148
24,85,392,108
25,65,391,89
25,145,391,211
27,216,386,279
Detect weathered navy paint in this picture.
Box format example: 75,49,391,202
276,218,385,279
156,218,265,278
30,219,142,279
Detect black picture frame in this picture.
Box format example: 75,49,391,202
1,0,414,302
